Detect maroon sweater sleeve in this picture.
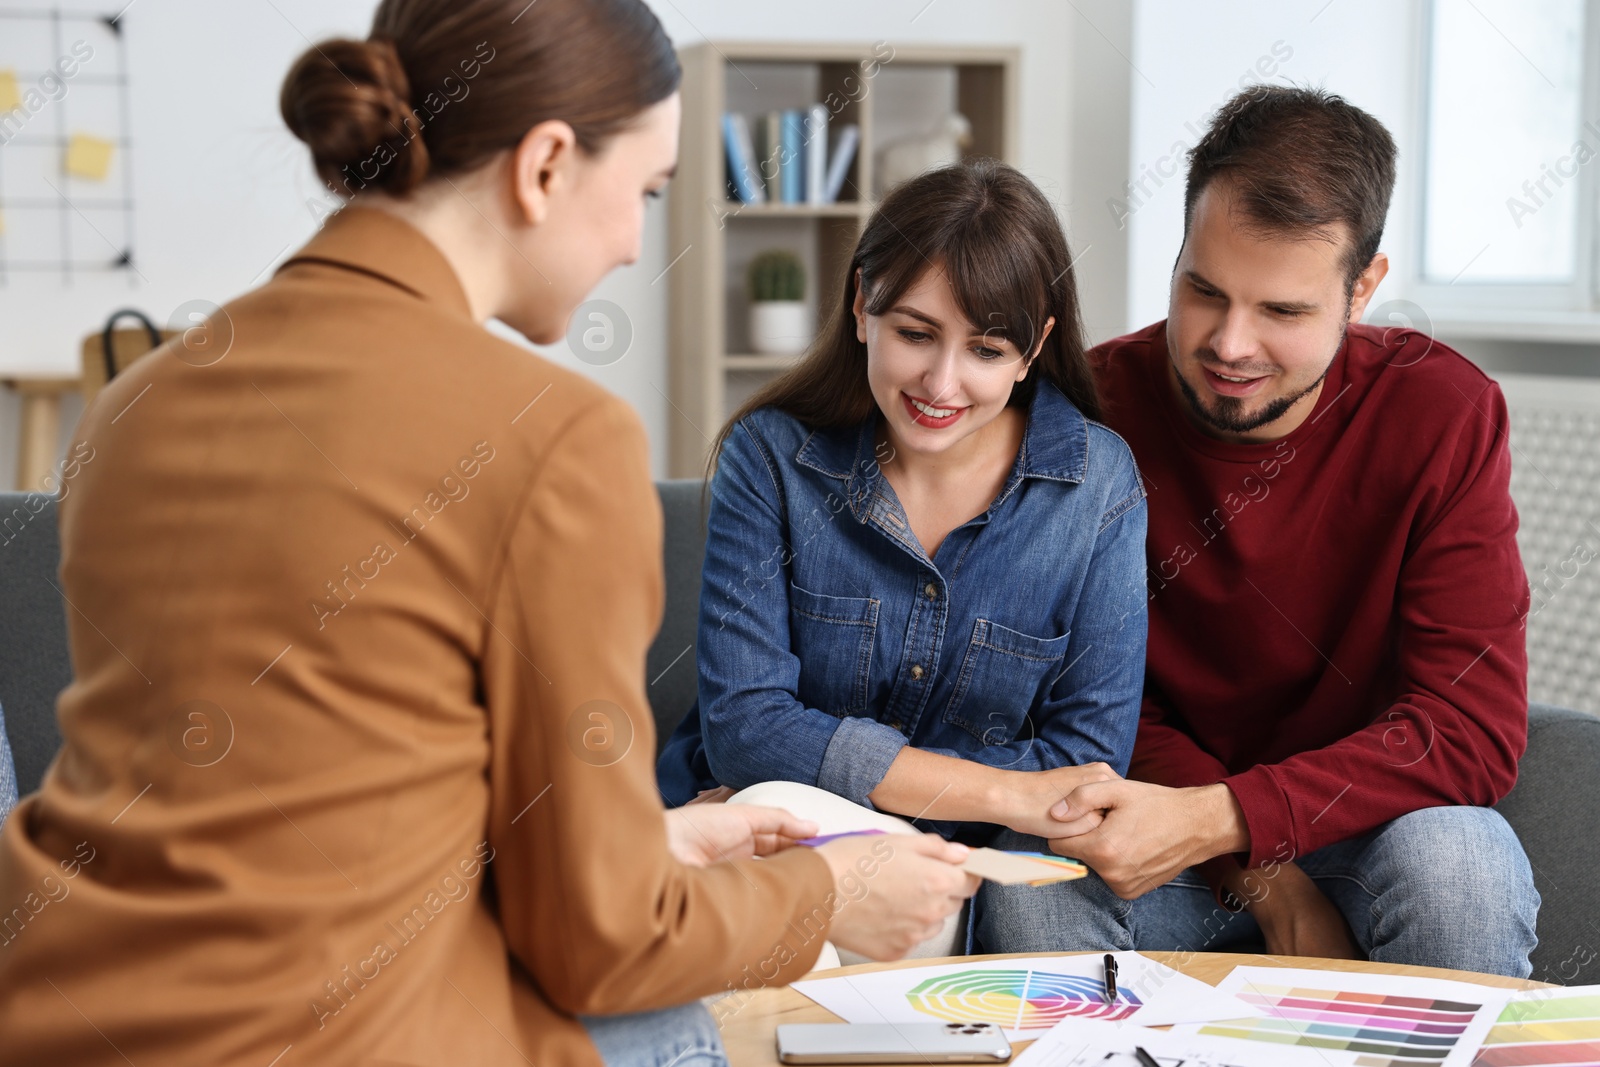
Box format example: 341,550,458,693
1130,692,1231,788
1223,381,1530,869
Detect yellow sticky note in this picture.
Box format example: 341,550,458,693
65,133,115,181
0,70,21,113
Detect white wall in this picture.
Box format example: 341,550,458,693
0,0,1077,489
0,0,376,490
1064,0,1136,346
1124,0,1422,331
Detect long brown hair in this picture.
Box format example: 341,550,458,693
709,158,1100,476
279,0,680,197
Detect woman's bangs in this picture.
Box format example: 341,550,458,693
944,229,1050,358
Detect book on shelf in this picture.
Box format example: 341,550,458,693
723,107,860,205
780,109,804,203
759,110,782,202
721,112,765,204
804,104,828,206
825,124,859,203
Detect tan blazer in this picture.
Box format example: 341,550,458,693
0,207,834,1066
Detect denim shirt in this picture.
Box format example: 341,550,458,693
657,378,1148,838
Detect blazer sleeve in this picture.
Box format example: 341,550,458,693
479,394,836,1017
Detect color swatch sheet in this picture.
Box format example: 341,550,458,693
1015,1015,1331,1067
793,952,1262,1040
1179,966,1510,1067
1472,985,1600,1066
797,830,1087,885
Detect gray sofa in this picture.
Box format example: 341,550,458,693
3,484,1598,983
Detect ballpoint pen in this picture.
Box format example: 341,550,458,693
1102,952,1118,1003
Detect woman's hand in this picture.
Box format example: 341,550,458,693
993,762,1121,840
817,833,980,961
869,750,1120,835
664,804,819,867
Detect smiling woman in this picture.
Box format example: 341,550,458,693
659,161,1150,954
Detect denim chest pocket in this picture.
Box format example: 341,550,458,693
943,619,1072,744
788,581,879,717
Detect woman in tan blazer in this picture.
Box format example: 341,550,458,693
0,2,977,1064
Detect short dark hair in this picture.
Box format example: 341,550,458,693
1183,85,1397,293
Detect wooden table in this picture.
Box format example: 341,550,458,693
717,951,1550,1065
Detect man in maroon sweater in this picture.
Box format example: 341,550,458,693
974,86,1538,976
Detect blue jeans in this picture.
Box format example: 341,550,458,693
974,806,1539,978
0,702,18,825
581,1000,727,1067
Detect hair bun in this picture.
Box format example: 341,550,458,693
280,36,430,195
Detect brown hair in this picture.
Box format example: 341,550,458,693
1184,85,1397,293
710,158,1101,475
280,0,680,198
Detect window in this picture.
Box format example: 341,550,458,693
1420,0,1591,304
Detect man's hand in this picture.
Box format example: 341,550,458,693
1044,780,1249,899
664,803,819,867
1231,860,1363,960
993,762,1120,840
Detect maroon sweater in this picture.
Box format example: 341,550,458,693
1091,321,1529,869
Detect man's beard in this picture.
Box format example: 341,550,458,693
1172,325,1344,436
1173,359,1330,434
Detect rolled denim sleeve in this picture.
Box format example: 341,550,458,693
697,423,907,803
816,716,908,805
922,449,1147,776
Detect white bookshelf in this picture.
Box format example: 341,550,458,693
666,41,1019,477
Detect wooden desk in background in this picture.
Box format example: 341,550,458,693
3,323,172,491
718,951,1550,1066
2,375,82,492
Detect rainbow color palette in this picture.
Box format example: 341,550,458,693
1472,987,1600,1066
907,968,1142,1029
1180,966,1509,1067
794,952,1265,1039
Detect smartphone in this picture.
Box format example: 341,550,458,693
776,1022,1013,1064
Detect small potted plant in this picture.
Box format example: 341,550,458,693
747,249,811,356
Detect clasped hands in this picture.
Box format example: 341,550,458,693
999,764,1360,960
660,770,1358,961
997,762,1242,899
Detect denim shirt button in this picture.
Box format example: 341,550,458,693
923,582,938,598
888,720,904,731
910,664,925,680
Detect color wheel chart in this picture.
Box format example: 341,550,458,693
1473,989,1600,1066
906,969,1142,1031
1199,982,1486,1064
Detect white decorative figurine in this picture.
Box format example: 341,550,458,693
877,113,974,191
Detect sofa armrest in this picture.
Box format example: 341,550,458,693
1496,703,1600,985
